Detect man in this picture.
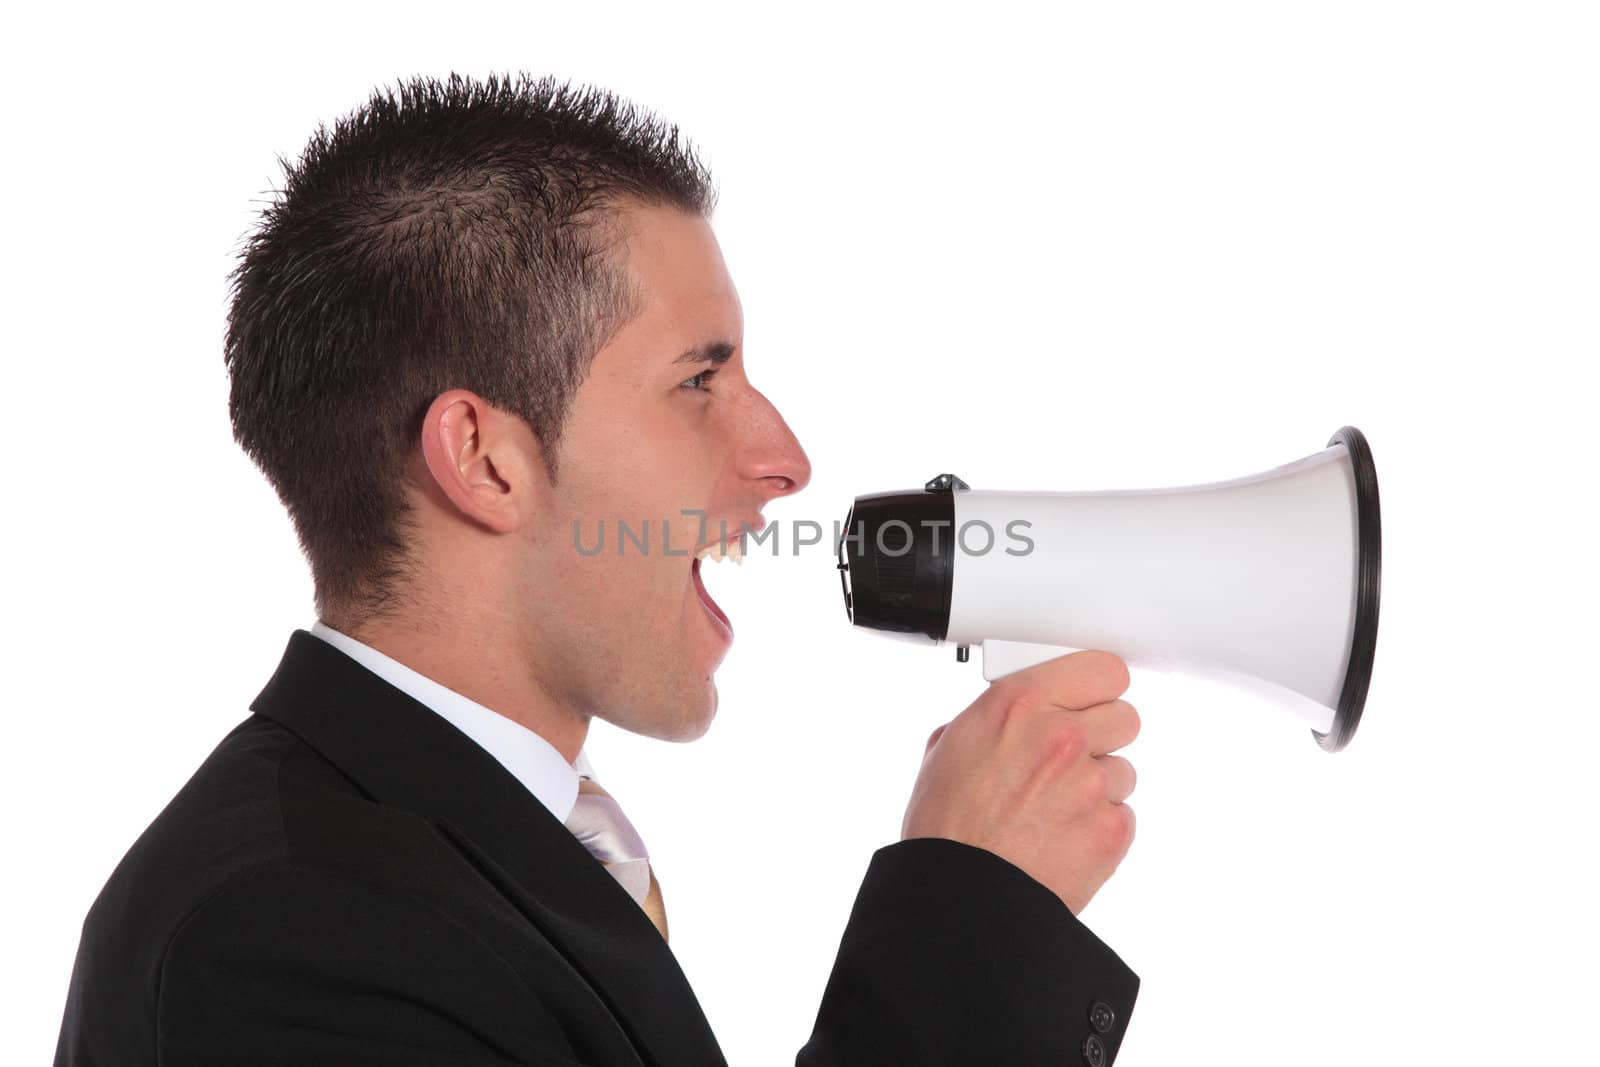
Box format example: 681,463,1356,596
54,74,1142,1065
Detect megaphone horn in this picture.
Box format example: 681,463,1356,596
836,426,1381,752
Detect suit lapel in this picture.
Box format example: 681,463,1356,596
249,630,727,1067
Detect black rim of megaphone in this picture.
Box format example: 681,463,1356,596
1316,426,1381,753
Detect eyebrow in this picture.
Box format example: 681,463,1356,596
672,341,736,366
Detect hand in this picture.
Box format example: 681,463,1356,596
901,650,1140,915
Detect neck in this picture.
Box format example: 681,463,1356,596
322,608,589,766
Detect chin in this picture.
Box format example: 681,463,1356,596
607,679,718,744
662,716,715,744
663,684,718,743
631,714,715,745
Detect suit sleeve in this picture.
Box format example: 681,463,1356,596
155,865,593,1067
796,838,1139,1067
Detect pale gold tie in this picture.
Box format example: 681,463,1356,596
568,776,669,942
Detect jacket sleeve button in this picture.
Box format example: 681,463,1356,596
1089,999,1116,1034
1082,1033,1107,1067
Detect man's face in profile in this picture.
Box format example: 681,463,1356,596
517,201,810,743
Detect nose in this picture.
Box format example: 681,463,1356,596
736,387,812,502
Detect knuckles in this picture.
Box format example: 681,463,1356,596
1043,719,1087,766
988,680,1045,731
994,675,1044,711
1076,759,1110,806
1094,803,1137,859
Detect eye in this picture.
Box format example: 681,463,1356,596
679,368,719,392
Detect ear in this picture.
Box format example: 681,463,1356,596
417,389,541,535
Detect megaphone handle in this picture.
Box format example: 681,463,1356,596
980,640,1088,682
983,639,1184,680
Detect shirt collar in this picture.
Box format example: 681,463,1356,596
308,620,593,823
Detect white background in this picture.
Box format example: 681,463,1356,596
4,2,1597,1063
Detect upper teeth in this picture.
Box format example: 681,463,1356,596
695,538,744,565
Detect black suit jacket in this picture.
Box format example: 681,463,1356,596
54,630,1139,1065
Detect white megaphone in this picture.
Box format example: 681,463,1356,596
836,426,1381,751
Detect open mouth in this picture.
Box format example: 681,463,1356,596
691,534,744,638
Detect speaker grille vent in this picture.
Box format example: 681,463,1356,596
874,523,916,598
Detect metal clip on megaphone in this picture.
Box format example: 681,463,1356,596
836,426,1381,752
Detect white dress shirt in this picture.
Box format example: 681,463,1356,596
308,621,595,823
